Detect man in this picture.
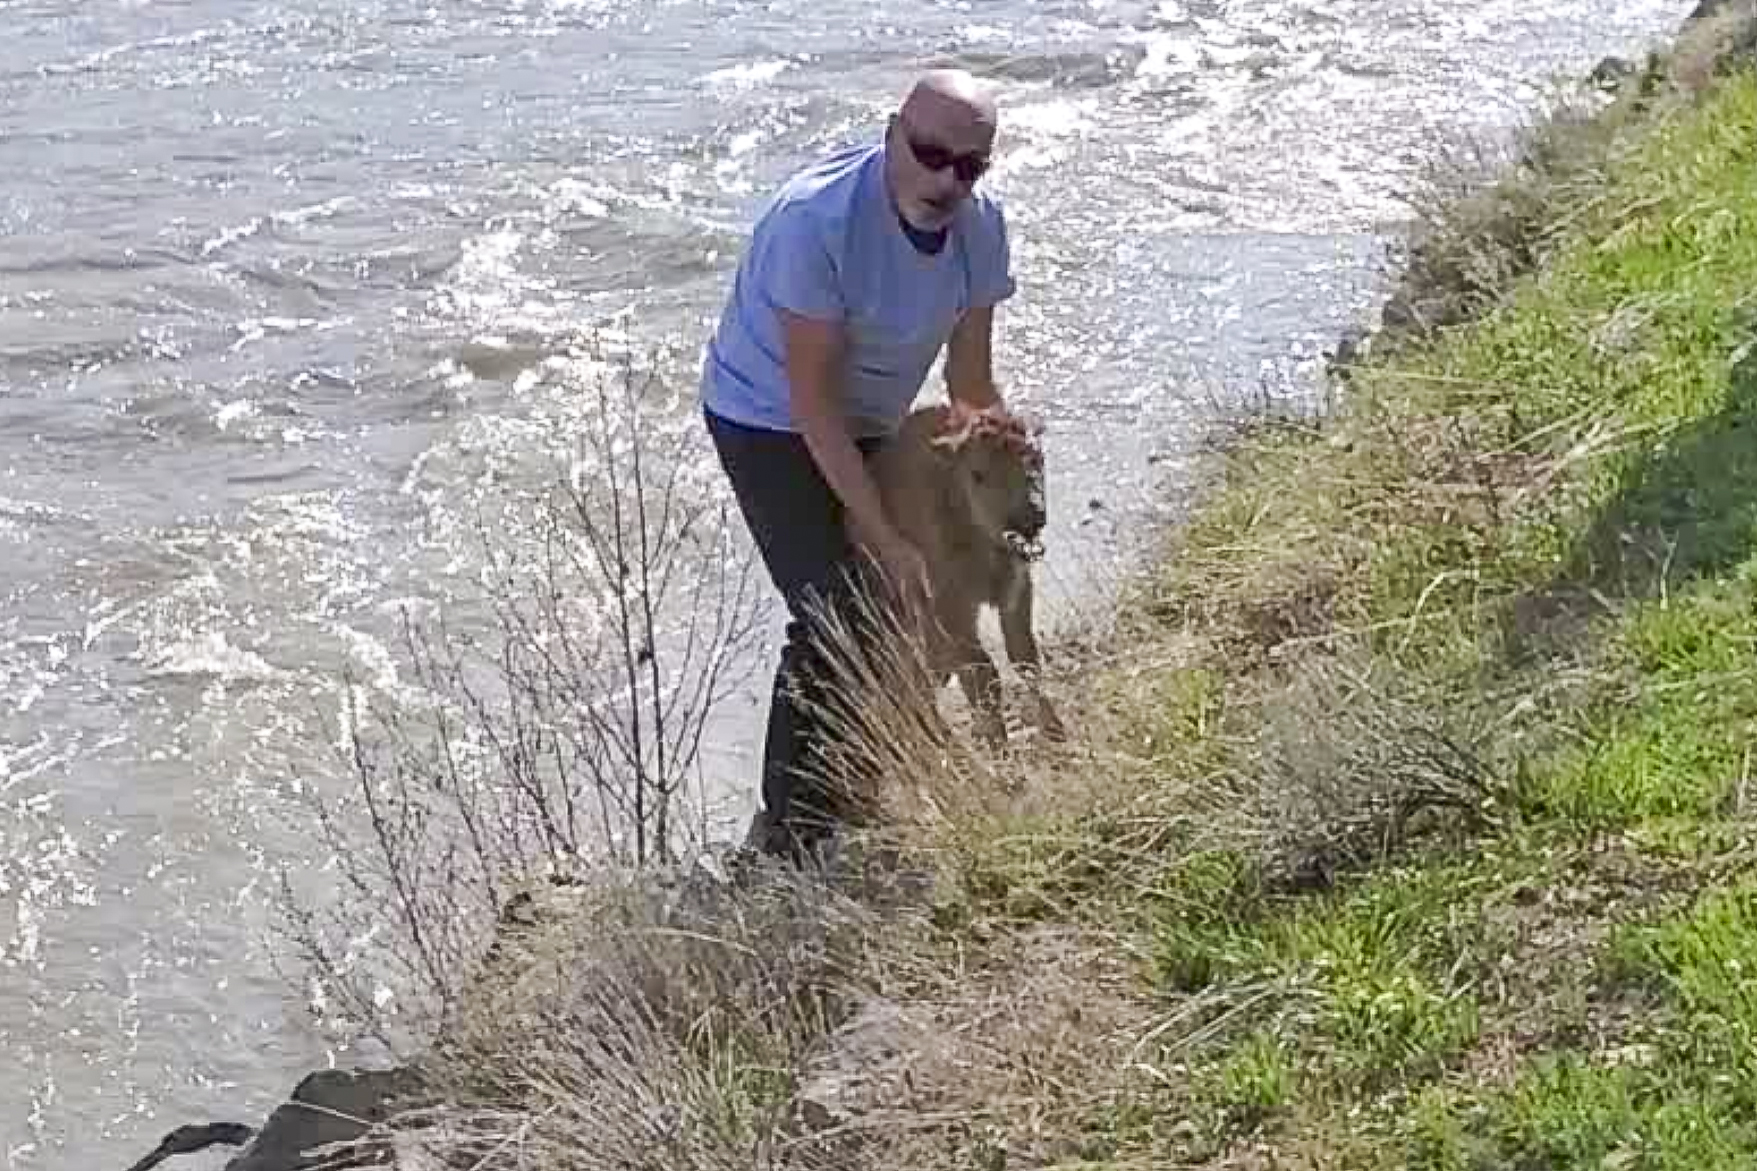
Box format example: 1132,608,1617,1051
698,68,1016,861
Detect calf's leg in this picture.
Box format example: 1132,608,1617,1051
940,598,1007,751
999,567,1068,742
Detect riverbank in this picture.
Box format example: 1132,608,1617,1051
211,6,1757,1168
1075,7,1757,1163
1080,6,1757,1162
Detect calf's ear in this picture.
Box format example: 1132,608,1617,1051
929,412,976,454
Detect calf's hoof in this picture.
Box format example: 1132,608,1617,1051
1033,698,1070,744
974,713,1009,753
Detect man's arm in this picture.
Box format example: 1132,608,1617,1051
757,209,902,555
946,203,1016,411
763,208,929,605
944,304,1002,411
782,309,908,557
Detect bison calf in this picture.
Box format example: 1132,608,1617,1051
866,400,1067,750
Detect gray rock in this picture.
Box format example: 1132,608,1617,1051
1588,54,1637,90
1677,0,1757,75
1686,0,1742,25
792,996,939,1134
123,1123,256,1171
223,1068,426,1171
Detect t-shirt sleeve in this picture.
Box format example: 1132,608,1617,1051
756,206,844,321
968,200,1017,310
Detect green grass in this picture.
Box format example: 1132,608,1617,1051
1088,62,1757,1171
883,58,1757,1170
1526,582,1757,827
1390,881,1757,1171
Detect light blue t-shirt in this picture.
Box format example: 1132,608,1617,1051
700,141,1016,438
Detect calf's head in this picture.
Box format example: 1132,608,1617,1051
930,403,1049,559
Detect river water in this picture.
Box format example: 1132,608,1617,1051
0,0,1690,1166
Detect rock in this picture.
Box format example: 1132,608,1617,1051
223,1068,427,1171
791,995,952,1136
1588,54,1637,90
124,1122,256,1171
1672,0,1757,81
1685,0,1742,24
792,997,915,1133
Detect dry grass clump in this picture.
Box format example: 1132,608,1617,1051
1369,54,1744,358
347,852,1159,1171
802,576,1253,922
1228,649,1507,890
372,860,927,1171
1374,95,1620,348
788,574,1136,841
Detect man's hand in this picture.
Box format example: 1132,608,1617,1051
873,531,933,617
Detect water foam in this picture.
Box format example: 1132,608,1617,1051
700,59,793,88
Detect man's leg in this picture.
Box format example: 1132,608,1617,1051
703,408,884,861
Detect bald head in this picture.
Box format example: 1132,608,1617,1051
885,69,999,231
898,69,998,140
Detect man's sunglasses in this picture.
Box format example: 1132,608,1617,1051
904,134,991,183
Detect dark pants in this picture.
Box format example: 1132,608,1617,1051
703,407,887,861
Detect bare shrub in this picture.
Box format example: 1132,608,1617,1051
274,338,766,1056
1230,649,1506,888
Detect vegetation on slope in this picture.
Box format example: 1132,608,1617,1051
1083,20,1757,1166
298,12,1757,1171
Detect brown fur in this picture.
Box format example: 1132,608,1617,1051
867,400,1067,750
